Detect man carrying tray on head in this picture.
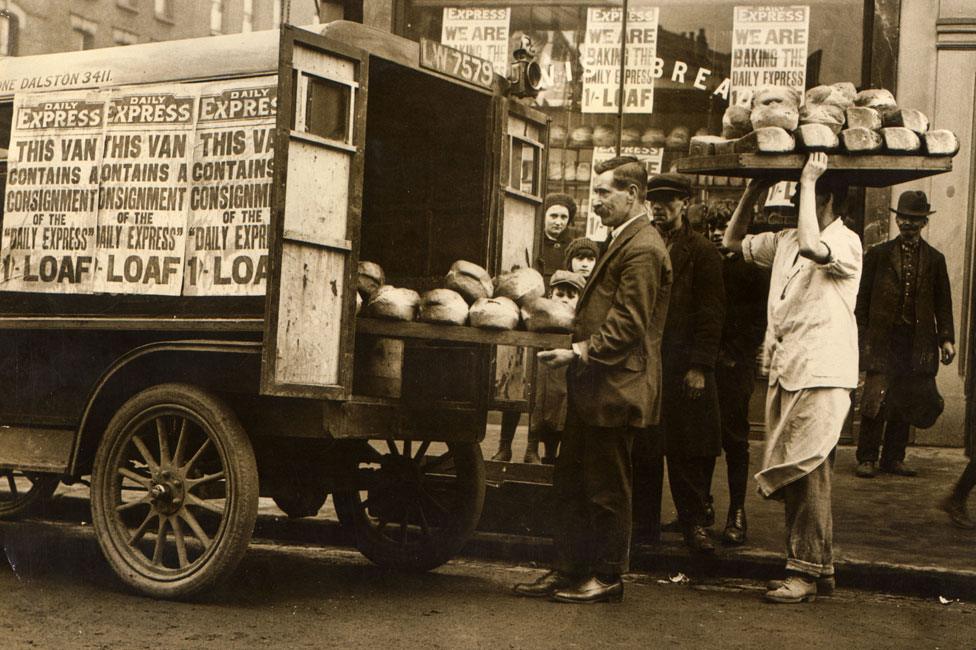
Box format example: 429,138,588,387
723,152,862,604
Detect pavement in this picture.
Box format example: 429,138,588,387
477,425,976,600
10,429,976,601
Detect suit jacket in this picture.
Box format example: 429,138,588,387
856,237,954,376
569,215,672,429
720,251,769,366
659,223,725,457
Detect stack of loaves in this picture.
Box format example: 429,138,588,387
358,260,575,333
689,83,959,157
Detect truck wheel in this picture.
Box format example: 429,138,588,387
0,471,60,520
90,383,258,599
333,440,485,572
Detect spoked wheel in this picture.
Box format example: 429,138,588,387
90,383,258,599
0,470,60,520
333,439,485,572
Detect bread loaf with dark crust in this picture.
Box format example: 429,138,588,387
881,127,921,153
796,124,840,151
923,130,960,156
845,107,882,131
882,109,929,135
520,297,575,333
854,88,897,111
357,261,385,300
418,289,469,325
494,268,545,306
445,260,493,304
734,127,795,153
722,106,753,139
841,127,883,153
469,296,520,330
365,285,420,321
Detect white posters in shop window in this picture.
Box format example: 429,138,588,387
580,7,659,114
441,7,511,76
585,146,664,241
730,5,809,107
1,91,104,293
183,77,275,297
93,85,195,295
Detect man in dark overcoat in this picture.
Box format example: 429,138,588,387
855,190,956,478
513,157,671,603
645,173,725,554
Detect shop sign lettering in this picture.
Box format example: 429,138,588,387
730,5,809,106
441,7,511,75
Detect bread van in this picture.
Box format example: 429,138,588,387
0,21,563,598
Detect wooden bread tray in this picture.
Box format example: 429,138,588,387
357,317,572,349
676,153,953,187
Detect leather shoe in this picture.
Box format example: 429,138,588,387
552,576,623,604
764,575,817,603
513,571,574,598
683,525,715,554
490,447,512,463
523,449,542,464
722,507,747,546
767,575,834,596
855,461,876,478
880,460,917,477
940,494,975,529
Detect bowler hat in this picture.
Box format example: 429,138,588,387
891,190,935,217
646,173,692,198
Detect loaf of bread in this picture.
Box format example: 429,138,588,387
841,127,883,153
734,127,795,153
520,297,575,333
750,87,801,132
882,109,929,135
641,127,667,147
721,106,753,139
666,126,691,149
845,107,882,131
469,296,520,330
494,268,546,306
445,260,493,304
799,102,846,134
854,88,897,111
924,130,960,156
689,135,729,156
593,124,615,147
418,289,469,325
357,261,386,300
365,285,420,321
795,124,840,151
621,127,641,146
881,127,921,153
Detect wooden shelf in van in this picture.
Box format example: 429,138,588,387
356,317,572,349
676,153,953,187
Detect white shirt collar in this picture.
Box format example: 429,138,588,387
610,212,646,242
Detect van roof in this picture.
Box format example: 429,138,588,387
0,21,446,101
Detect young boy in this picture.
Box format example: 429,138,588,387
564,237,599,280
526,269,586,463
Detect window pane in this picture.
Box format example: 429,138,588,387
304,75,350,142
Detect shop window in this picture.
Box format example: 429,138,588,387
210,0,224,35
70,15,97,51
113,28,138,46
154,0,173,21
402,1,866,239
510,136,541,198
297,73,353,145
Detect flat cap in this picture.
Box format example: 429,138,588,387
646,173,692,198
549,270,586,292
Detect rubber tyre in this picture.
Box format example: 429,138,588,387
334,440,485,572
0,471,60,520
90,383,259,599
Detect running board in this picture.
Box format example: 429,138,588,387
0,426,74,473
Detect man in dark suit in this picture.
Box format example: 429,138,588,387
855,190,955,478
513,156,672,604
644,174,725,554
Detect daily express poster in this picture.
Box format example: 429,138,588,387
1,78,276,296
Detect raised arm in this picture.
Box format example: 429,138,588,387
797,152,832,262
723,178,772,253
